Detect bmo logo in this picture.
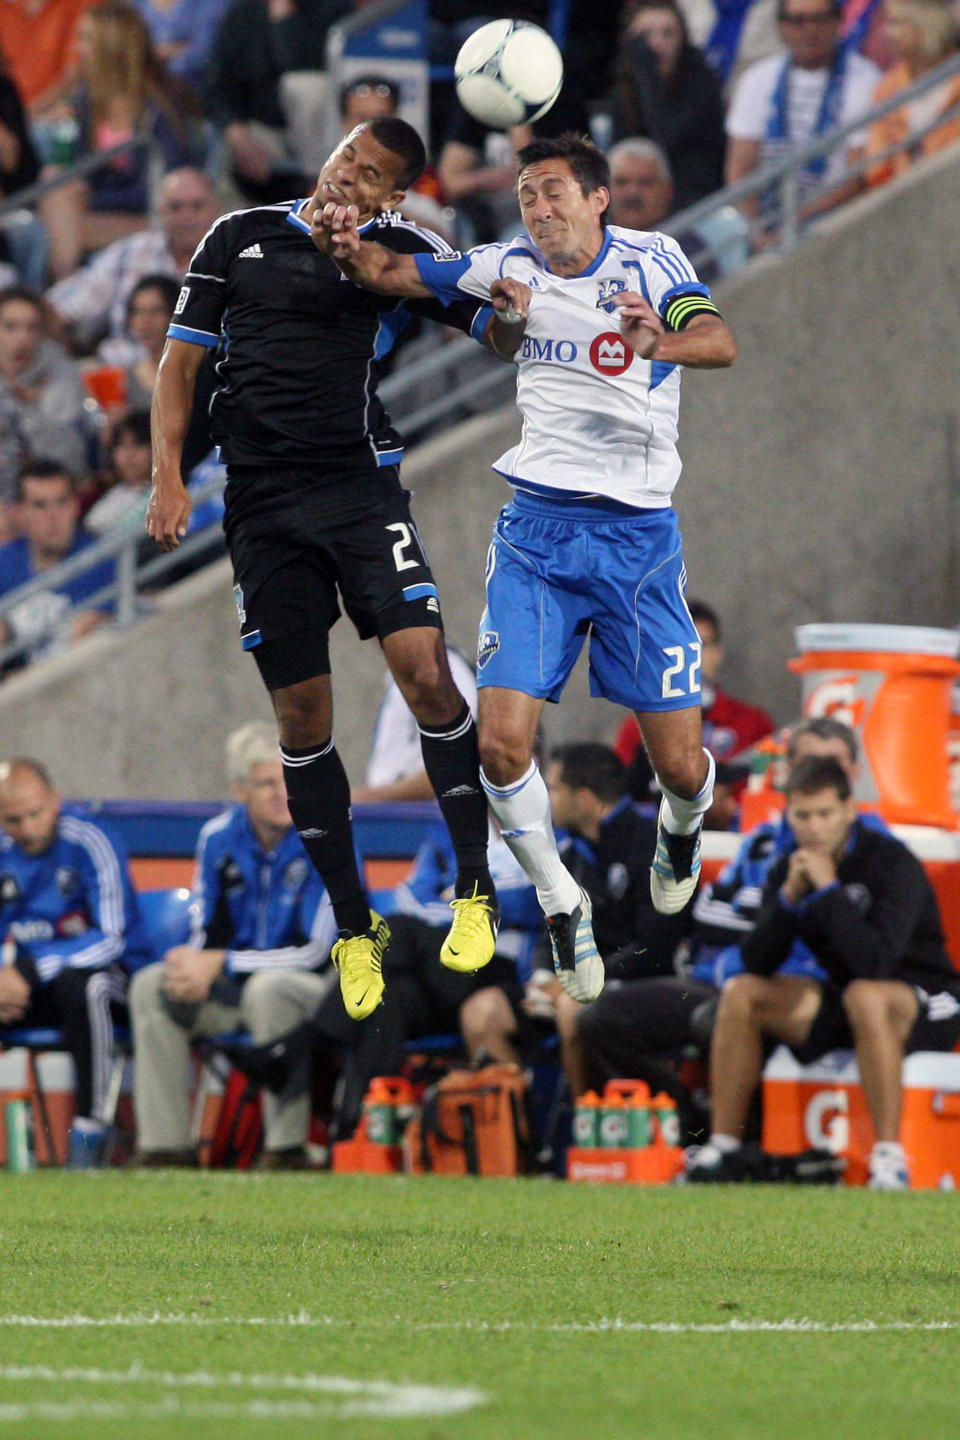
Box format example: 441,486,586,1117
590,331,633,376
520,336,578,363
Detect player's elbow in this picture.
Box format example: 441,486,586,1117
714,327,738,367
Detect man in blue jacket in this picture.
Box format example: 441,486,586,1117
0,756,151,1164
130,721,337,1168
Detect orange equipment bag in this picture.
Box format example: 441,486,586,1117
403,1062,531,1177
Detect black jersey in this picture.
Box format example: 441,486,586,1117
168,200,492,472
742,822,957,994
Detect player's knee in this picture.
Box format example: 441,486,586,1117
842,979,884,1025
129,962,165,1017
655,741,708,799
460,986,512,1049
271,681,331,749
478,728,530,786
720,972,767,1020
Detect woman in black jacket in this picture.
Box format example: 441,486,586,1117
610,0,726,213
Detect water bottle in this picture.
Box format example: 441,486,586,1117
572,1090,601,1147
48,115,79,168
5,1095,35,1172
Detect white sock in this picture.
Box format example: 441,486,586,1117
708,1132,741,1154
660,749,716,836
871,1140,905,1158
481,761,581,917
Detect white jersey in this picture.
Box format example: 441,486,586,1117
365,647,478,788
413,226,717,509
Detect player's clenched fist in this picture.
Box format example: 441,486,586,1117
611,290,664,359
490,278,532,325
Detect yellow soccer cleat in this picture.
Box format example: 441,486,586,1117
332,912,390,1019
439,885,500,973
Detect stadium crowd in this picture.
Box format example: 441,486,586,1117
0,0,954,666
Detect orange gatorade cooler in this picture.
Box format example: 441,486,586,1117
763,1046,960,1189
790,624,960,827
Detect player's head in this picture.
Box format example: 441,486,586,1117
314,118,426,222
226,722,291,837
0,758,61,856
787,715,859,776
783,754,856,854
545,743,626,833
516,132,611,266
607,138,673,230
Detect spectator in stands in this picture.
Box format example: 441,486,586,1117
725,0,882,234
132,0,232,101
0,460,115,663
577,716,882,1140
864,0,960,187
463,743,686,1098
114,273,182,415
0,756,151,1165
129,721,339,1168
204,0,352,203
353,645,478,803
437,110,528,245
675,0,781,86
0,286,89,498
84,410,153,535
687,755,960,1187
613,597,773,814
39,1,205,279
609,0,726,210
606,138,749,282
0,47,41,266
0,0,91,116
46,166,219,363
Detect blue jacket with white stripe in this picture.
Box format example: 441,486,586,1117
0,804,152,983
190,805,335,977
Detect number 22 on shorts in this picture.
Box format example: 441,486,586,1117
661,641,702,700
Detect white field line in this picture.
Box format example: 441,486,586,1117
0,1366,485,1421
0,1312,956,1335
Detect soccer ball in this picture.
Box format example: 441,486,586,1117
454,20,564,130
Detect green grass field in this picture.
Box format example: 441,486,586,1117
0,1173,957,1440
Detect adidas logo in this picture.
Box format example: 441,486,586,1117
442,784,478,797
239,243,264,259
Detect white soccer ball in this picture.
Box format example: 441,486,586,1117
454,20,564,130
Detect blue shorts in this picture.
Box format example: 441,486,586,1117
476,492,702,712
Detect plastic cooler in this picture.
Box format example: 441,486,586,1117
790,623,960,827
762,1046,960,1189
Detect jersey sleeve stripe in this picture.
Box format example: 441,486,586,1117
470,304,494,340
185,270,227,284
167,323,220,347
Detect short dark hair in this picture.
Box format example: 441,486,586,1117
784,754,852,801
516,132,611,217
0,284,43,316
339,73,400,119
787,716,858,765
777,0,841,19
18,458,75,498
551,742,626,803
366,116,425,190
110,409,152,450
688,599,720,639
126,273,181,322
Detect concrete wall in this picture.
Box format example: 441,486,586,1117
1,146,958,797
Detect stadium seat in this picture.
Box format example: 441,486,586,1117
138,886,193,961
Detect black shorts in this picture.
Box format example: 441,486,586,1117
224,465,443,687
790,979,960,1065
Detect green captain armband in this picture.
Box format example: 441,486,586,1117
662,293,722,332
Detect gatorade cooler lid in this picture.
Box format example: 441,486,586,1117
794,623,959,658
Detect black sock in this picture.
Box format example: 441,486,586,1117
418,705,493,897
280,740,370,934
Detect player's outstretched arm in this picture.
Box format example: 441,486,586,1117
147,337,204,551
311,201,432,298
613,293,738,369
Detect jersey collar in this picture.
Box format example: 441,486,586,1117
286,197,382,237
540,226,612,279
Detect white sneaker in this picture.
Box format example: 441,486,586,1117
545,888,604,1003
650,803,702,915
868,1142,910,1191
